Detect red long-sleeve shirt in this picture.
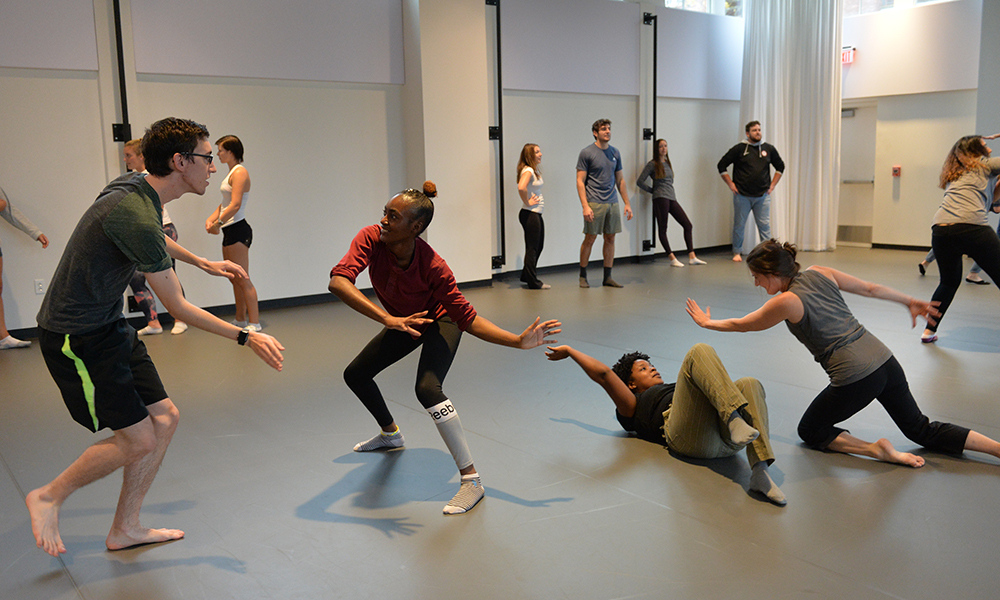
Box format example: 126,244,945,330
330,225,477,334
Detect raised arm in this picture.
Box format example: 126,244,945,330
544,345,637,417
465,315,560,349
686,293,802,332
808,265,939,327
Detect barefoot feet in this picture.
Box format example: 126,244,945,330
106,526,185,551
872,438,924,467
26,488,66,557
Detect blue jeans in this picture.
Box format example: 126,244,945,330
732,193,771,254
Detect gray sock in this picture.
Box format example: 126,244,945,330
750,462,786,506
727,411,759,446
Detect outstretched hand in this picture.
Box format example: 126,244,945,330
37,234,49,248
685,298,712,328
202,259,248,280
385,311,433,337
545,345,571,361
247,331,286,371
907,298,941,328
518,317,561,349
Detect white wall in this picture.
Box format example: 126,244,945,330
134,78,407,306
0,70,110,331
500,91,640,271
838,104,876,228
841,0,981,99
872,90,977,247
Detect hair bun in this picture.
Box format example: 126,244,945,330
422,180,437,198
782,241,798,259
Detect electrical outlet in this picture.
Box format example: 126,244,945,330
34,279,46,295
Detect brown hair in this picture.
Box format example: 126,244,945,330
940,135,989,189
517,143,541,178
745,239,800,279
216,134,245,162
653,139,672,180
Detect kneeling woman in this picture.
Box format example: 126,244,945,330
329,182,560,514
546,343,785,505
686,239,1000,467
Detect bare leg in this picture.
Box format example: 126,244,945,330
827,432,925,467
223,242,259,324
602,233,615,268
579,234,597,268
964,430,1000,460
106,399,183,551
0,257,9,338
26,415,161,557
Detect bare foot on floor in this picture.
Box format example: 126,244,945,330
106,527,185,551
732,254,743,262
27,488,66,557
872,438,924,467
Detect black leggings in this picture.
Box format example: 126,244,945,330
518,209,545,288
797,356,969,453
343,318,462,427
653,198,693,255
928,223,1000,332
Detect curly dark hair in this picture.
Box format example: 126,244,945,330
141,117,209,177
612,351,650,388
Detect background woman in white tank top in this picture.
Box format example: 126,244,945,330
205,135,261,330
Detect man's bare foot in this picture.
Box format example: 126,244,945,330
732,254,743,262
106,527,185,551
872,438,924,467
26,488,66,557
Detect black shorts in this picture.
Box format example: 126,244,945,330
38,319,168,432
222,219,253,248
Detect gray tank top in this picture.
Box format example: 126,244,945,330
785,269,892,386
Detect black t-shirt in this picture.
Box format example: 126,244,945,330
615,383,675,445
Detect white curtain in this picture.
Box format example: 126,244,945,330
740,0,843,251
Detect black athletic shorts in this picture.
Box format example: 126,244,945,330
222,219,253,248
38,319,168,432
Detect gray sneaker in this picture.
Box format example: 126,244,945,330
443,475,485,514
353,430,405,452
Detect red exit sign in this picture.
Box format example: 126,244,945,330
842,46,855,65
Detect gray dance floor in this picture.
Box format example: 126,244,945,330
3,247,1000,600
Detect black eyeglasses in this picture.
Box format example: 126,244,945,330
182,152,214,165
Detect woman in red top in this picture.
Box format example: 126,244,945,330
329,182,560,515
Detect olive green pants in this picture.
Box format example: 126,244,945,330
664,343,774,466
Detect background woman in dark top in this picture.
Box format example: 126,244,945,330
636,139,705,267
545,342,785,505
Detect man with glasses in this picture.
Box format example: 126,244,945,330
28,117,285,558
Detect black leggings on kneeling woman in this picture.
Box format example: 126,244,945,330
797,356,969,453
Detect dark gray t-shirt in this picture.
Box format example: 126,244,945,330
37,173,172,334
785,269,892,386
577,143,622,204
636,159,676,201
